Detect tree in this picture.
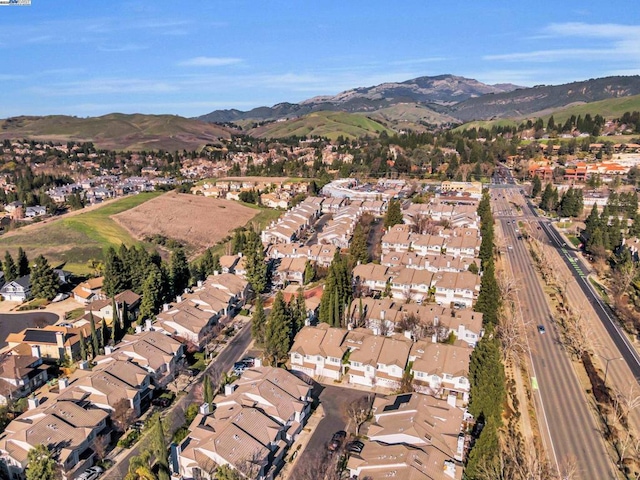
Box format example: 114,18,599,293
318,251,352,327
215,465,241,480
30,255,59,300
475,261,500,328
170,248,190,298
203,374,214,406
111,298,122,345
243,229,268,294
294,287,307,333
303,260,315,284
345,394,372,435
349,223,370,264
3,250,17,283
103,247,128,297
384,199,403,228
89,312,99,359
124,451,156,480
531,175,542,198
25,444,62,480
111,398,135,432
251,296,267,348
151,414,170,480
16,247,29,277
79,333,88,361
138,265,163,322
264,291,290,366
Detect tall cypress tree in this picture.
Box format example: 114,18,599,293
251,296,267,348
384,199,403,228
111,299,121,345
3,251,17,283
90,312,99,358
349,223,370,265
103,247,127,297
16,247,29,277
264,291,290,366
170,248,190,298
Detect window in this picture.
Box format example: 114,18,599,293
351,361,361,368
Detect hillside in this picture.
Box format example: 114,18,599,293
364,103,459,131
449,76,640,122
198,74,521,124
0,113,233,151
247,111,394,140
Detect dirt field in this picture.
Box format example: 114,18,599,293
112,192,258,255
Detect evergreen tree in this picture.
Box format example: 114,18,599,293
203,374,214,406
103,247,127,297
475,261,500,328
243,228,268,294
79,333,88,361
111,298,122,345
231,230,246,255
251,296,267,348
139,264,163,323
3,251,17,283
170,248,190,298
17,247,29,277
100,319,108,350
540,183,558,212
25,444,61,480
384,199,403,228
629,214,640,237
264,291,290,366
152,414,170,480
90,312,99,359
318,251,352,327
30,255,59,300
294,287,307,333
531,175,542,198
121,301,131,333
349,223,369,264
303,260,315,285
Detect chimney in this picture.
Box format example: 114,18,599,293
163,303,170,312
79,360,89,370
176,295,183,303
146,319,152,330
197,280,203,288
199,403,210,415
104,345,113,355
380,310,385,320
213,270,219,276
55,331,65,348
135,325,143,334
238,252,243,258
253,358,262,368
30,345,40,359
58,377,69,390
27,396,40,410
225,384,236,396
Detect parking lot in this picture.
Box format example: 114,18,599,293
290,385,371,478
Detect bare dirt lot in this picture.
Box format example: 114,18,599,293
113,192,258,255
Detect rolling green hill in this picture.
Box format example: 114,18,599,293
247,111,394,140
0,113,233,151
365,103,458,131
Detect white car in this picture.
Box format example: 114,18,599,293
52,293,70,303
75,466,103,480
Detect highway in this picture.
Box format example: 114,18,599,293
491,181,617,479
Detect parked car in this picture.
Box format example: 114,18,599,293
152,397,172,408
347,440,365,454
52,293,70,303
132,420,145,430
328,430,346,451
537,325,546,334
75,466,103,480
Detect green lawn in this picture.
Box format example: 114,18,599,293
0,192,162,274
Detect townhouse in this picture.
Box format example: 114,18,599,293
410,342,472,405
6,325,90,362
261,197,322,244
274,257,309,286
352,263,394,295
94,330,184,387
289,323,348,380
346,393,464,480
0,352,48,405
430,271,480,308
0,397,109,480
267,243,336,267
178,367,312,480
72,276,104,305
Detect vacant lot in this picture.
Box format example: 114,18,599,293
0,192,162,274
113,192,258,256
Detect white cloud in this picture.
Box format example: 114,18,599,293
486,22,640,64
28,78,180,96
178,57,243,67
98,44,149,52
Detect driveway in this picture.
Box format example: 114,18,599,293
291,385,371,478
0,311,59,348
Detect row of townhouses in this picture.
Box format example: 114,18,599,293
381,224,481,259
177,366,312,480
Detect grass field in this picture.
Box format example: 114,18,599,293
248,111,394,140
0,192,162,274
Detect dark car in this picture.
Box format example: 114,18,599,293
152,397,172,408
328,430,346,451
537,325,546,334
347,440,365,454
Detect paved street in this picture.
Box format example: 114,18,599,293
290,385,371,479
105,321,253,479
492,178,616,479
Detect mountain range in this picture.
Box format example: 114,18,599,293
198,74,640,128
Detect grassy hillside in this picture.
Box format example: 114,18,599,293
528,94,640,124
365,103,458,130
0,113,233,151
248,111,394,140
457,94,640,132
0,192,162,274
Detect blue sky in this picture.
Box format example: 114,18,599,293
1,0,639,118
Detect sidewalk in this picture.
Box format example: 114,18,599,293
278,404,325,480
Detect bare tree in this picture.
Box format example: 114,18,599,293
91,434,110,462
345,394,373,435
236,449,265,479
559,455,580,480
111,398,135,432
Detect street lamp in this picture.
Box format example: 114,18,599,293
597,354,623,386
